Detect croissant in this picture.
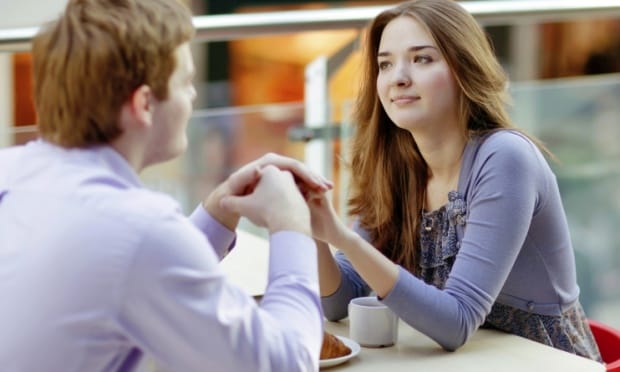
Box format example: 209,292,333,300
320,331,351,359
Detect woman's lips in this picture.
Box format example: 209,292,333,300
391,95,420,104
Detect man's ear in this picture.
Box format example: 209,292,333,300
125,84,154,129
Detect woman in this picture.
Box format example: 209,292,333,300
308,0,602,361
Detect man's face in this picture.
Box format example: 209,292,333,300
145,42,196,166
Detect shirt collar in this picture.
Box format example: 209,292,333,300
96,144,144,188
35,139,144,188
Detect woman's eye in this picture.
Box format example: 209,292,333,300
378,61,391,70
414,55,432,64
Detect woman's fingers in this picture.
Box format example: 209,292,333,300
255,153,333,191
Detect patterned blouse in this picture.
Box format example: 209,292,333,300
420,190,602,362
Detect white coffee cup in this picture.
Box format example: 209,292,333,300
348,296,398,347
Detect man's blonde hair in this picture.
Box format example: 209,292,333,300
32,0,195,147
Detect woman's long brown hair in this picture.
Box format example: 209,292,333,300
348,0,541,272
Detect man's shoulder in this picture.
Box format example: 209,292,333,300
75,185,184,232
0,145,25,184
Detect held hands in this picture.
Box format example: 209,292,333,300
220,165,312,235
204,153,333,232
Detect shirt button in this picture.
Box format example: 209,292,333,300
526,301,535,311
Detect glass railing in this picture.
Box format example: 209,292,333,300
1,74,620,328
142,102,309,237
509,73,620,325
3,1,620,52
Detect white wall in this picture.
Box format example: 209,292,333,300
0,0,68,143
0,54,11,147
0,0,67,28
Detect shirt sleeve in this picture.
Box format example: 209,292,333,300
189,204,236,260
382,133,545,350
117,213,323,372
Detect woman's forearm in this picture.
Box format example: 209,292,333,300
336,232,399,298
316,240,342,296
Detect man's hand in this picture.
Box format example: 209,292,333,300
219,166,312,235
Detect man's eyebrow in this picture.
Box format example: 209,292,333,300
377,45,437,57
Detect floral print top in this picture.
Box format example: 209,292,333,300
420,190,601,361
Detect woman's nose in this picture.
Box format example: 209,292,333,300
393,65,412,87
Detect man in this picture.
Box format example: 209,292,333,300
0,0,330,371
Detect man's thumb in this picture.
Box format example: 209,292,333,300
219,195,247,214
228,166,260,195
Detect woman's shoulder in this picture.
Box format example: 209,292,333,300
467,129,548,177
471,130,544,165
477,130,537,154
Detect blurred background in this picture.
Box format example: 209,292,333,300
1,0,619,336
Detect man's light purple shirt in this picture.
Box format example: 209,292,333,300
0,140,322,372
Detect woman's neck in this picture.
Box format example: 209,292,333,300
419,131,467,183
417,131,467,211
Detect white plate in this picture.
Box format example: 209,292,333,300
319,336,361,369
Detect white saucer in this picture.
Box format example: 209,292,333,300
319,336,361,369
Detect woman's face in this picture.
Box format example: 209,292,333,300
376,16,460,134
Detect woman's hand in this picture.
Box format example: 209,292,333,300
247,153,333,192
305,190,349,247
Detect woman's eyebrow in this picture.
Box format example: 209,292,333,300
377,45,437,57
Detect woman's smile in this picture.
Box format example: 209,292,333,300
391,94,420,105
